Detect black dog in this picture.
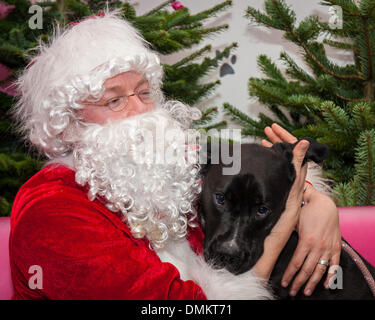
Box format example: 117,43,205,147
199,138,375,299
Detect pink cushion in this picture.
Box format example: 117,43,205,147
0,217,13,300
339,206,375,266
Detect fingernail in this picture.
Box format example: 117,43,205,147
300,141,309,151
281,281,288,288
289,290,296,296
304,289,311,296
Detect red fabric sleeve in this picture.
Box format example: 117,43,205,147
9,166,206,300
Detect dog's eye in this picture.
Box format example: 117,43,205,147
257,206,271,217
214,193,225,205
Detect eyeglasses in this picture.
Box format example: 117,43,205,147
85,87,156,112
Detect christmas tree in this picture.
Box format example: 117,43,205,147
224,0,375,206
0,0,235,215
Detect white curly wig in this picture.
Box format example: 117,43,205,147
13,10,163,158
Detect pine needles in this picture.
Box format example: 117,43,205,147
225,0,375,205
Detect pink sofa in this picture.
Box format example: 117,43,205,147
0,217,12,300
0,206,374,299
338,206,375,266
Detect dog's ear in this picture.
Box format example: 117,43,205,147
271,142,296,182
270,137,329,184
271,142,294,163
272,137,329,166
296,137,329,165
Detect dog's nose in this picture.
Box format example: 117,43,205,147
211,240,244,274
218,239,240,255
214,238,242,262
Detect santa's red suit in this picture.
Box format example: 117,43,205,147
9,164,207,300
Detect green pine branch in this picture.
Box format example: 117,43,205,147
223,0,375,205
192,107,218,127
334,129,375,205
144,0,174,16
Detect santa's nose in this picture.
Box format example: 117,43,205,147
126,95,155,117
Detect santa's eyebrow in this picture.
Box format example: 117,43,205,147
105,79,148,93
134,79,149,89
104,85,122,93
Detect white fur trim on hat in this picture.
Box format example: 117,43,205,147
13,10,163,158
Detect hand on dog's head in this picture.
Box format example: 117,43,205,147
199,137,329,275
270,137,330,183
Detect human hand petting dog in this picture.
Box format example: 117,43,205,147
253,134,308,281
291,186,341,296
261,123,341,297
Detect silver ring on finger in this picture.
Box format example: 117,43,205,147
317,259,329,267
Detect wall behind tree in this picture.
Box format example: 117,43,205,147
134,0,354,140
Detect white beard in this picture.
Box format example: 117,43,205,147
72,103,202,249
50,101,273,300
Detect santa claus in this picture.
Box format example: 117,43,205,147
9,11,340,300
